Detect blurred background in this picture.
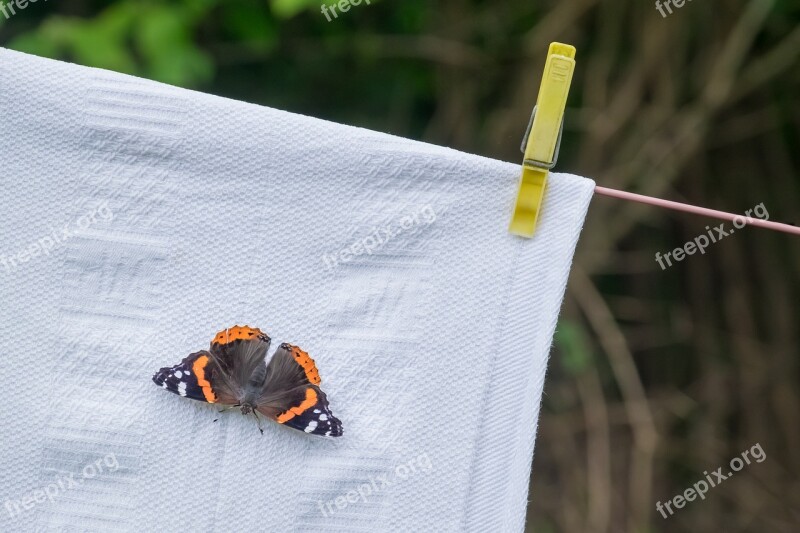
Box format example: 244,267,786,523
2,0,798,531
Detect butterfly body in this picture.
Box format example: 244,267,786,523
153,325,343,437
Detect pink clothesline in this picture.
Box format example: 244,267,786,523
595,186,800,236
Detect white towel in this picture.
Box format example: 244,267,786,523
0,47,594,532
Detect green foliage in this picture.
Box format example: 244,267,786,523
269,0,321,19
222,2,278,52
135,5,212,85
9,1,215,86
5,0,392,87
555,320,592,375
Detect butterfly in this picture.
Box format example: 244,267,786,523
152,325,343,437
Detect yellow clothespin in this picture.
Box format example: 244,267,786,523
509,42,576,237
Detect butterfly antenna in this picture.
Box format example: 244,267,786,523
252,410,264,435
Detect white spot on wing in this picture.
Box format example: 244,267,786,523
178,382,187,397
174,370,183,379
304,420,318,433
319,414,328,421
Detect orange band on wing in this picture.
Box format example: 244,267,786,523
192,355,217,403
277,388,318,423
212,325,266,346
290,346,321,385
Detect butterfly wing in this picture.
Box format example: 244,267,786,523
208,325,272,400
256,343,343,437
153,325,271,406
152,350,237,404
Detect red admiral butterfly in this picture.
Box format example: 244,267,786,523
153,325,342,437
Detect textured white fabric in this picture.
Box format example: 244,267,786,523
0,47,594,532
